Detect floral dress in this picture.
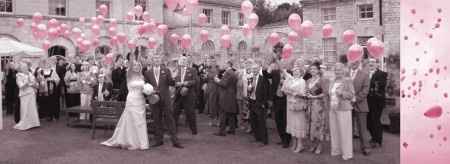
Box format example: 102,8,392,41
281,76,307,138
306,77,327,141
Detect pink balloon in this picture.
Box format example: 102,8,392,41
282,43,293,59
221,25,230,35
98,4,108,16
300,20,313,38
170,33,180,45
287,31,299,45
72,27,82,38
157,24,168,36
91,24,101,35
242,24,253,37
142,11,151,21
48,18,59,28
116,32,128,43
82,40,92,50
32,12,43,23
109,18,117,27
108,26,117,36
165,0,177,11
79,17,86,23
104,53,114,65
31,22,38,32
137,25,146,35
198,13,208,26
92,38,100,47
248,13,259,29
148,37,158,49
199,29,209,43
36,24,48,39
42,40,51,50
268,32,280,46
110,36,119,46
63,30,71,37
343,30,356,45
288,13,302,31
181,34,192,49
188,0,199,6
241,0,254,16
178,0,187,7
368,40,385,59
322,24,333,38
182,5,193,16
220,34,232,49
59,23,69,31
48,28,59,40
97,15,105,24
367,37,378,47
126,11,135,21
143,21,156,33
424,105,443,118
127,40,136,49
134,5,144,17
90,17,99,24
16,18,25,28
347,44,363,63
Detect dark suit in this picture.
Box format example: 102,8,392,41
351,69,371,150
92,82,113,101
215,68,238,134
173,67,199,134
6,69,20,123
269,69,290,146
112,67,126,89
367,69,388,145
205,65,220,116
248,70,271,144
143,66,179,144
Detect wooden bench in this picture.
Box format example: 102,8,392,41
91,101,125,139
64,105,94,127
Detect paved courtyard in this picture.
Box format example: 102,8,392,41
0,112,399,164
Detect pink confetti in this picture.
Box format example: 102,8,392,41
403,142,409,149
424,105,443,118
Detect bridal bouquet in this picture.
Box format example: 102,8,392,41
143,83,154,95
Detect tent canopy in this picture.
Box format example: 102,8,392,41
0,37,44,57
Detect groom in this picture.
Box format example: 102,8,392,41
143,53,183,149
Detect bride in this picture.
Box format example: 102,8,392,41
101,59,149,150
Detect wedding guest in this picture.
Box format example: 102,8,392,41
56,58,67,109
36,59,60,121
112,55,126,90
5,61,20,123
214,61,238,136
205,56,220,127
349,60,371,155
14,62,40,130
248,61,271,146
173,56,199,135
92,73,113,101
236,66,250,132
305,62,328,154
367,59,388,148
270,60,291,148
79,62,96,120
65,63,81,119
281,59,308,153
328,63,355,160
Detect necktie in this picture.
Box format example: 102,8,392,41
98,83,104,101
181,68,186,83
154,67,160,85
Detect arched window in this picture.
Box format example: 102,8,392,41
95,45,111,56
135,0,147,20
201,40,215,56
48,45,67,57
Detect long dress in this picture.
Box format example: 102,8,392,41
101,79,149,150
281,76,307,138
14,72,40,130
306,77,327,141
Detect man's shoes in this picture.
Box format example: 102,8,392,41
370,142,382,148
257,142,268,147
213,132,226,137
192,131,198,135
362,148,371,156
227,131,235,135
151,142,164,147
282,144,290,148
172,143,184,149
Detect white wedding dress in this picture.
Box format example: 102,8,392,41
101,79,149,150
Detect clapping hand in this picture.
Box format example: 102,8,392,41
214,76,220,83
103,90,110,96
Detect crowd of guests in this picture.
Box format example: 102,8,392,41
3,51,387,160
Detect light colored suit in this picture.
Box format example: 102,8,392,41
351,68,371,151
328,78,355,160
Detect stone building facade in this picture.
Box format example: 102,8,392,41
0,0,399,69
